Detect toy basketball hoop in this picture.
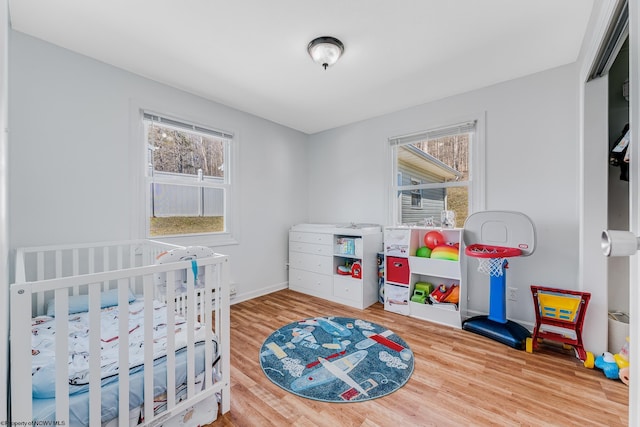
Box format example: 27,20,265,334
465,244,522,277
461,211,536,350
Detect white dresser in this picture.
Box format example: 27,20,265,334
288,223,383,309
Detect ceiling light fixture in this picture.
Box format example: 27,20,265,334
307,36,344,70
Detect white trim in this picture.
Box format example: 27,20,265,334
628,0,639,422
471,111,486,214
0,0,8,422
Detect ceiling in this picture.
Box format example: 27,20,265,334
8,0,596,134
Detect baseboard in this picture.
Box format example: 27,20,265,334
231,281,289,305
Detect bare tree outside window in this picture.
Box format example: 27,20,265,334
148,126,225,178
415,134,469,226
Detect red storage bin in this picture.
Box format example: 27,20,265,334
386,256,410,284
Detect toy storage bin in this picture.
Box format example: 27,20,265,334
384,228,410,257
384,282,410,315
608,311,630,353
386,256,410,284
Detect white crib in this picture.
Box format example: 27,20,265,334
10,239,231,426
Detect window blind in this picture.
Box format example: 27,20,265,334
389,120,476,146
143,111,233,140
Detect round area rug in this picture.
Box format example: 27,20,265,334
259,316,414,402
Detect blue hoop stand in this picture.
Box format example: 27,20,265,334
462,258,531,350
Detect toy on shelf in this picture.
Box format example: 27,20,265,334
431,244,459,261
429,284,459,304
424,230,445,249
526,285,594,367
415,246,432,258
415,282,434,294
351,261,362,279
411,289,427,304
337,262,351,275
411,282,434,304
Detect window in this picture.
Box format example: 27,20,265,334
389,119,482,228
143,112,233,239
410,178,422,207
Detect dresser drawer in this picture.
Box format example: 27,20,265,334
333,276,361,303
289,251,332,275
289,240,333,256
289,268,332,297
289,231,333,245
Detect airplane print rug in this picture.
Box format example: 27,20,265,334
259,316,414,402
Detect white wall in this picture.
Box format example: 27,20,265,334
308,64,589,335
8,30,309,299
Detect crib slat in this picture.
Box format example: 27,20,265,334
72,248,79,276
100,246,107,275
36,252,45,314
141,243,150,267
143,274,155,424
36,290,45,316
186,265,196,399
55,249,62,278
36,251,44,281
204,264,213,389
54,288,70,426
130,243,136,268
166,269,176,410
88,285,102,427
88,246,95,275
72,249,80,295
117,280,130,426
10,284,33,424
117,246,123,270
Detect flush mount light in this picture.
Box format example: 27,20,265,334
307,36,344,70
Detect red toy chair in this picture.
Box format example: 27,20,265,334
526,285,594,366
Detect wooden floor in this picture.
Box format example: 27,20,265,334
209,289,628,426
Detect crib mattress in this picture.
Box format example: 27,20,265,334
30,298,219,425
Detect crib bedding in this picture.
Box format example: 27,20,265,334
30,298,219,425
32,344,215,426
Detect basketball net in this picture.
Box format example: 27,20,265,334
477,257,506,277
467,246,507,277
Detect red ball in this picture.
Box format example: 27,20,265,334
424,231,445,249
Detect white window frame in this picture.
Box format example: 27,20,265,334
388,113,486,226
129,101,239,247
